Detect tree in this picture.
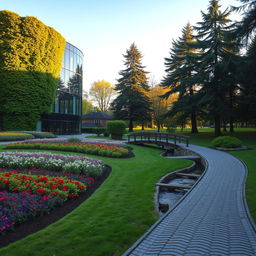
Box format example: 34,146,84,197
82,92,93,115
89,80,115,112
112,43,152,132
161,23,201,133
236,36,256,125
193,0,236,136
150,84,177,132
232,0,256,43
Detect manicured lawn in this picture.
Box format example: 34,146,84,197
0,145,191,256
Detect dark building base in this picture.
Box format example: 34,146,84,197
41,113,81,135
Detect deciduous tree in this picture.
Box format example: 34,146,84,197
89,80,115,112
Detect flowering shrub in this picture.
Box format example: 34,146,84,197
5,141,129,157
0,172,86,200
0,152,104,177
0,191,62,233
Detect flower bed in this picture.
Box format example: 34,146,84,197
0,172,86,200
0,152,104,177
5,141,129,157
0,191,62,233
0,152,108,235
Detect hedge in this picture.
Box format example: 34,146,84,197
0,10,66,130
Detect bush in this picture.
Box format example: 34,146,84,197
92,127,106,137
107,120,126,140
211,136,242,148
0,132,35,141
22,131,56,138
67,138,82,142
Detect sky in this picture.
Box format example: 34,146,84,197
1,0,241,93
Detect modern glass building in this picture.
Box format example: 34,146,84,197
40,42,83,134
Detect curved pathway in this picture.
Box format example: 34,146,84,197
123,144,256,255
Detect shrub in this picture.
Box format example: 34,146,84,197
0,132,34,141
67,137,82,142
22,131,56,138
92,127,106,137
103,131,110,137
211,136,242,148
107,120,126,140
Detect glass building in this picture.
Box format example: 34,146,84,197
40,42,83,134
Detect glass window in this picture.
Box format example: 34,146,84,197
70,52,74,71
65,50,69,70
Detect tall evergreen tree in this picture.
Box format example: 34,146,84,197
112,43,151,132
232,0,256,43
193,0,235,136
237,36,256,124
161,23,201,133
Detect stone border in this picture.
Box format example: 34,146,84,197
215,146,248,151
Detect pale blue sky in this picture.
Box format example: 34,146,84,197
1,0,240,92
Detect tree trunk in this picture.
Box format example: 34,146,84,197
129,119,133,132
191,111,198,133
142,122,144,130
229,117,234,133
214,114,222,136
157,122,160,132
223,121,227,132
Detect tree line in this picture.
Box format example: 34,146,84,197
86,0,256,135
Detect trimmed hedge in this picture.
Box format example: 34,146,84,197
0,133,34,141
211,136,242,148
0,10,66,130
21,131,56,138
107,120,126,140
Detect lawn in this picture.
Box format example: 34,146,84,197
0,145,191,256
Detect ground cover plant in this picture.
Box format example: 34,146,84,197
0,132,34,141
211,136,242,148
0,144,191,255
5,141,129,158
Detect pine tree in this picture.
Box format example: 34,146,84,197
193,0,235,136
232,0,256,43
112,43,152,132
161,23,201,133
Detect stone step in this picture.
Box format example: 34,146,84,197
176,173,201,179
156,183,193,190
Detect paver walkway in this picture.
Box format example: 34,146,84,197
123,144,256,255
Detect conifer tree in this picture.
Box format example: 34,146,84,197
112,43,151,132
232,0,256,43
193,0,235,136
161,23,200,133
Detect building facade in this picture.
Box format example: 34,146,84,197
40,42,83,134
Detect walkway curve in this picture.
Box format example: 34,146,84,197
123,144,256,255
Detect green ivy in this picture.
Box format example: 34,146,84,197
0,10,66,130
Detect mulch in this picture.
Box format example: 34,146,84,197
0,166,112,249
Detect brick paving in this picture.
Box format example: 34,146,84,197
123,145,256,255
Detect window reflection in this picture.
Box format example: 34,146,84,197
56,42,83,116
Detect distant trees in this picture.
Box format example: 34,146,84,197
89,80,115,112
112,43,152,132
82,92,93,115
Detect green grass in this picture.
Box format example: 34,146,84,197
0,145,191,256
